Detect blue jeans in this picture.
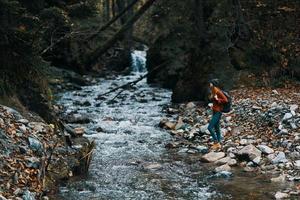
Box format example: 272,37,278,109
208,112,222,143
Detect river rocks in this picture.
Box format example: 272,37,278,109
144,163,162,170
271,174,287,183
294,160,300,169
0,195,8,200
65,113,91,124
215,157,237,166
202,152,225,162
274,192,289,199
282,113,293,121
159,118,175,129
28,137,43,153
22,190,35,200
215,164,231,173
272,152,288,164
257,145,274,154
236,145,261,162
0,105,93,199
196,145,209,153
290,104,298,111
161,86,300,194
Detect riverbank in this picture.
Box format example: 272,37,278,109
160,84,300,199
0,104,94,199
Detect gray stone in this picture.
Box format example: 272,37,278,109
186,102,196,109
0,195,8,200
144,163,162,170
252,156,262,165
271,174,287,183
275,192,289,199
202,152,225,162
28,137,43,152
272,152,288,164
237,144,262,161
257,145,274,154
17,119,29,124
196,145,209,153
294,160,300,169
283,113,293,121
215,157,237,166
22,190,36,200
215,164,231,173
290,104,298,111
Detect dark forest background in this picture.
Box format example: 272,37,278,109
0,0,299,120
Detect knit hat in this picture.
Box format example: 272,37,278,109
209,79,219,87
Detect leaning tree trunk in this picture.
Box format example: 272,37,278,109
87,0,140,40
85,0,157,69
105,0,111,21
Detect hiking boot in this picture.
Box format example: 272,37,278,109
211,143,221,150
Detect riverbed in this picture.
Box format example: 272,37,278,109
53,50,285,200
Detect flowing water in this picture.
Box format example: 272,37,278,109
54,50,284,200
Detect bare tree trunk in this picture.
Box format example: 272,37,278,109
116,0,126,24
106,0,110,21
87,0,140,40
85,0,157,68
112,0,116,18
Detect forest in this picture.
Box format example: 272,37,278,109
0,0,299,199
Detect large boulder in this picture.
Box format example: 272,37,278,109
236,144,261,162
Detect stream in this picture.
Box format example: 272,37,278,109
54,49,284,200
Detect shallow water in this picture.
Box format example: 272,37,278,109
54,52,285,200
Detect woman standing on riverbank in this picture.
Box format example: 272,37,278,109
208,79,228,150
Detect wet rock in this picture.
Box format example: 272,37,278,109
159,118,175,129
175,117,184,130
252,156,261,165
17,119,29,124
144,163,162,170
165,143,176,149
213,171,233,178
74,127,85,136
274,192,289,199
272,152,288,164
95,127,104,132
202,152,225,162
186,102,196,109
28,137,43,152
66,114,90,124
215,164,231,173
22,190,35,200
236,144,261,162
290,104,298,111
196,145,209,153
25,157,41,169
282,113,293,121
294,160,300,169
257,145,274,154
271,174,287,183
215,157,237,166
